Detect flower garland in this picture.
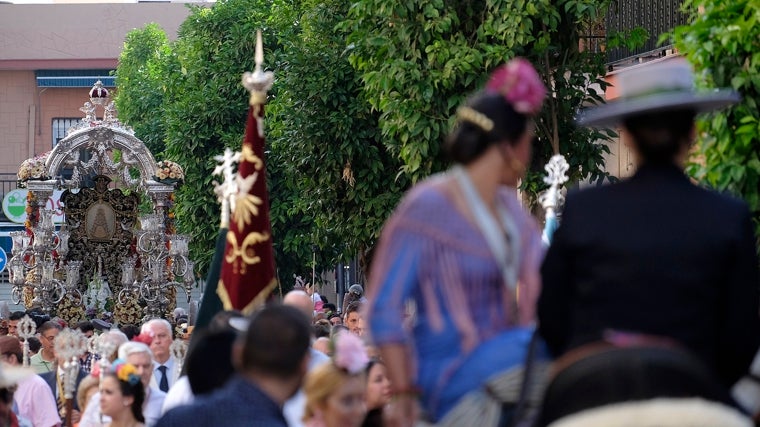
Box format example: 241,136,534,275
113,296,142,326
17,153,50,184
56,295,86,325
154,160,184,185
24,192,37,231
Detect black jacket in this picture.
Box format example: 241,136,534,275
40,367,88,411
538,163,760,387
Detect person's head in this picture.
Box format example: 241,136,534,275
623,109,696,165
314,319,331,339
348,284,364,299
445,58,545,186
26,337,40,355
237,305,312,396
283,290,315,321
7,312,25,337
172,308,187,324
328,313,342,327
140,319,172,363
365,359,391,411
99,330,129,362
323,303,337,316
119,324,140,341
37,321,62,356
185,329,237,396
76,375,100,414
99,360,145,423
344,302,364,336
76,321,95,338
303,333,369,427
0,337,22,366
118,341,153,388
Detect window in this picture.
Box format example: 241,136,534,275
51,118,93,183
52,118,80,147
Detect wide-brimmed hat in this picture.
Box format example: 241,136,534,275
577,58,739,128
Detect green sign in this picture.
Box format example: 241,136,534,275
2,189,64,224
2,189,28,223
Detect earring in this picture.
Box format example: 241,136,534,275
500,145,526,176
507,157,526,176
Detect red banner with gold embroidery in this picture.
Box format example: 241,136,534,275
217,44,277,314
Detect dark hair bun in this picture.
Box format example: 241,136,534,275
445,92,528,165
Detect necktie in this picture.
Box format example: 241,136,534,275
158,365,169,392
56,373,66,421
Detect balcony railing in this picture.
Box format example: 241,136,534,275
606,0,688,64
0,173,19,223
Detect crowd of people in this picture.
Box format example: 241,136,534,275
0,286,385,427
0,57,757,427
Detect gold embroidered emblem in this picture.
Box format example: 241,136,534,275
241,145,264,170
225,231,270,274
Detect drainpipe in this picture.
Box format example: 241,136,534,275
28,104,35,158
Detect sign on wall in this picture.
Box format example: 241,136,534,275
2,189,65,224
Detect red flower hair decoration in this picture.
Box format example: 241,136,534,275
132,332,153,346
485,58,547,116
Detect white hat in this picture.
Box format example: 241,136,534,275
348,284,364,296
0,362,34,388
577,58,739,128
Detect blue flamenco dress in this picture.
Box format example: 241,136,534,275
367,172,548,422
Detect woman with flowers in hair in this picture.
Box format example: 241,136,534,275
367,58,549,427
303,332,370,427
99,360,145,427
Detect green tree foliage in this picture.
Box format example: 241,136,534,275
529,0,617,196
341,0,616,195
115,0,407,282
116,0,268,275
115,0,629,280
267,0,408,271
671,0,760,235
115,23,174,156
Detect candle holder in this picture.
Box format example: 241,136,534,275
118,213,194,322
6,208,82,313
17,315,37,367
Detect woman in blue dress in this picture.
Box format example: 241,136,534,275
367,58,548,427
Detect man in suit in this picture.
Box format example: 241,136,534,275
40,353,88,426
141,319,180,393
156,305,312,427
538,58,760,389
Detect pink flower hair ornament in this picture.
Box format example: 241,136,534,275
485,57,547,116
332,332,369,375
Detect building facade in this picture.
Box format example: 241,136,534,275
0,3,192,182
0,2,197,307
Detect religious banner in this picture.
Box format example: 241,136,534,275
216,31,277,314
